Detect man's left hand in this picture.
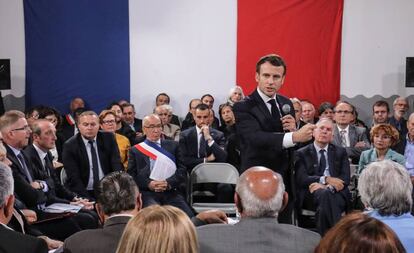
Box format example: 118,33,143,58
281,115,296,132
309,182,326,193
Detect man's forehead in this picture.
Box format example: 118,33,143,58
79,115,98,122
374,106,387,111
196,109,209,116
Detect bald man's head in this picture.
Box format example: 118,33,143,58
235,166,287,218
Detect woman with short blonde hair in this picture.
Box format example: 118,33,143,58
116,205,198,253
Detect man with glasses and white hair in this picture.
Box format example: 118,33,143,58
0,162,48,252
197,166,320,253
127,114,192,216
358,160,414,251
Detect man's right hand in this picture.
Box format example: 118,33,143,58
196,210,228,224
326,176,345,191
292,123,315,143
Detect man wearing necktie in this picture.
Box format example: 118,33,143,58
233,54,315,223
128,114,193,217
295,118,351,235
63,111,122,199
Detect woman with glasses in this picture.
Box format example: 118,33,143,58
99,110,130,170
358,124,405,175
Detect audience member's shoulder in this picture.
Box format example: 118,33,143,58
64,133,81,146
0,227,48,253
180,126,195,136
64,228,100,249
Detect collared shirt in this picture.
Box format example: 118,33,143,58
81,136,104,190
256,88,294,149
337,125,350,147
196,126,215,148
404,134,414,176
368,210,414,252
147,139,161,171
314,143,331,180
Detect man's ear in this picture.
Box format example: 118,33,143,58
95,203,105,224
279,192,289,212
234,193,243,214
255,72,260,83
136,193,143,211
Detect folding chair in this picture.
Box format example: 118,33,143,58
189,163,239,214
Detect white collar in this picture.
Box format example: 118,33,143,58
33,143,48,160
257,87,277,104
314,142,328,153
337,124,350,132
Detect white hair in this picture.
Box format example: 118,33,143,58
235,172,284,218
358,160,412,216
0,162,14,207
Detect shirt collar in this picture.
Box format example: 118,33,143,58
7,144,21,157
314,142,328,152
33,143,48,160
257,87,277,104
81,135,97,146
337,124,350,133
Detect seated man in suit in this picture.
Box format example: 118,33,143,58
121,102,143,137
179,103,227,171
62,111,122,199
295,118,350,235
182,98,202,131
128,114,192,216
60,98,85,141
332,101,370,164
197,166,320,253
0,162,48,253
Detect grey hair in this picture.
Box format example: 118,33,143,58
358,160,412,216
0,162,14,207
235,172,284,218
290,97,301,105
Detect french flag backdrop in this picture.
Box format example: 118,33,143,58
24,0,342,117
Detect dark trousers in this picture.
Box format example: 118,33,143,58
142,190,194,217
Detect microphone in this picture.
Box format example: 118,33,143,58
281,104,291,116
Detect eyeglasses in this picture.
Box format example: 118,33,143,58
102,120,116,125
144,124,162,129
335,110,352,114
11,125,31,132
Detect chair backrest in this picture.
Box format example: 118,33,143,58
60,167,67,185
190,163,239,185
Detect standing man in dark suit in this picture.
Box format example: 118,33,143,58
179,103,227,171
295,118,350,235
128,114,193,217
0,162,48,253
197,166,320,253
233,54,314,222
62,111,122,199
63,172,141,253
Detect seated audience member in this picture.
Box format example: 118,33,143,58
315,212,406,253
333,101,370,164
155,92,181,126
227,85,245,105
63,171,141,253
358,160,414,251
218,103,240,170
1,111,87,240
58,107,87,145
63,111,122,199
179,103,227,171
390,97,409,136
62,97,85,128
116,205,198,253
0,162,49,253
358,124,405,175
128,114,193,216
318,102,334,120
25,105,45,129
396,113,414,179
108,102,137,145
197,166,320,253
301,100,317,124
350,107,369,132
291,97,306,129
99,110,131,170
155,104,180,141
295,118,350,235
121,103,143,137
372,100,390,126
38,106,65,165
182,99,202,131
201,94,220,129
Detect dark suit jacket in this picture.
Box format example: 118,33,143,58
127,139,186,191
62,131,122,198
5,145,47,209
24,144,76,204
179,126,227,171
0,225,48,253
233,90,295,175
63,215,130,253
332,124,370,163
295,143,351,208
197,217,320,253
131,118,143,133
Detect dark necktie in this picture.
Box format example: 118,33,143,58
198,133,207,158
318,149,327,175
88,140,100,188
267,99,281,117
17,153,33,183
43,155,52,177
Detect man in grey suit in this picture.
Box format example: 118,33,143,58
63,171,141,253
332,101,370,164
197,166,320,253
